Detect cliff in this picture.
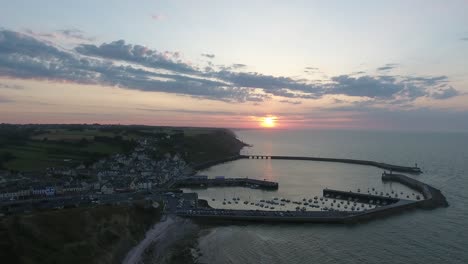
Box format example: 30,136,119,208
0,202,161,264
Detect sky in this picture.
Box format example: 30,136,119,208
1,0,468,131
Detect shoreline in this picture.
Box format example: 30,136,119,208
123,216,200,264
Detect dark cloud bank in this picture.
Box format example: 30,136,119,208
0,29,461,105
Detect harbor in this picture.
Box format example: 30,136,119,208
176,170,448,224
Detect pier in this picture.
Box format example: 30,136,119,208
171,177,279,190
192,154,422,174
243,155,422,174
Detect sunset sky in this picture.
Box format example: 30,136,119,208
1,0,468,131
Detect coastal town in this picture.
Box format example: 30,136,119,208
0,137,189,202
0,124,447,221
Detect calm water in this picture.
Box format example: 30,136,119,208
189,130,468,264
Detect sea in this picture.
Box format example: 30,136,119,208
187,129,468,264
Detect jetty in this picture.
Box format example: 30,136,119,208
192,155,422,174
170,177,278,190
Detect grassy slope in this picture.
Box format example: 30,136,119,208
182,129,246,164
0,204,161,264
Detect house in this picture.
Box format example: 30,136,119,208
101,183,114,194
63,184,83,193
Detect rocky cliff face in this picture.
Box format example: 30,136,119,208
0,203,161,264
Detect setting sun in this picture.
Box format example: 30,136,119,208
260,116,277,128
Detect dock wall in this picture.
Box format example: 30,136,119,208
172,177,278,190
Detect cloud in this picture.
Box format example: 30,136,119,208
403,76,448,86
0,83,23,89
377,63,398,71
430,86,459,99
460,37,468,41
279,99,302,105
75,40,198,74
57,29,95,41
232,63,246,69
151,14,166,21
137,108,234,115
0,96,12,103
329,75,407,99
201,53,215,59
0,29,461,105
305,67,318,70
24,28,95,42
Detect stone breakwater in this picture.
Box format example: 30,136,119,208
192,154,422,174
382,173,449,209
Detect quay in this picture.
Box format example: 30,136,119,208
170,177,278,190
192,155,422,174
323,189,399,205
177,208,355,223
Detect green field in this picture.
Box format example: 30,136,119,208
0,140,125,171
0,125,141,171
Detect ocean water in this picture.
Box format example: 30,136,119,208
189,130,468,264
